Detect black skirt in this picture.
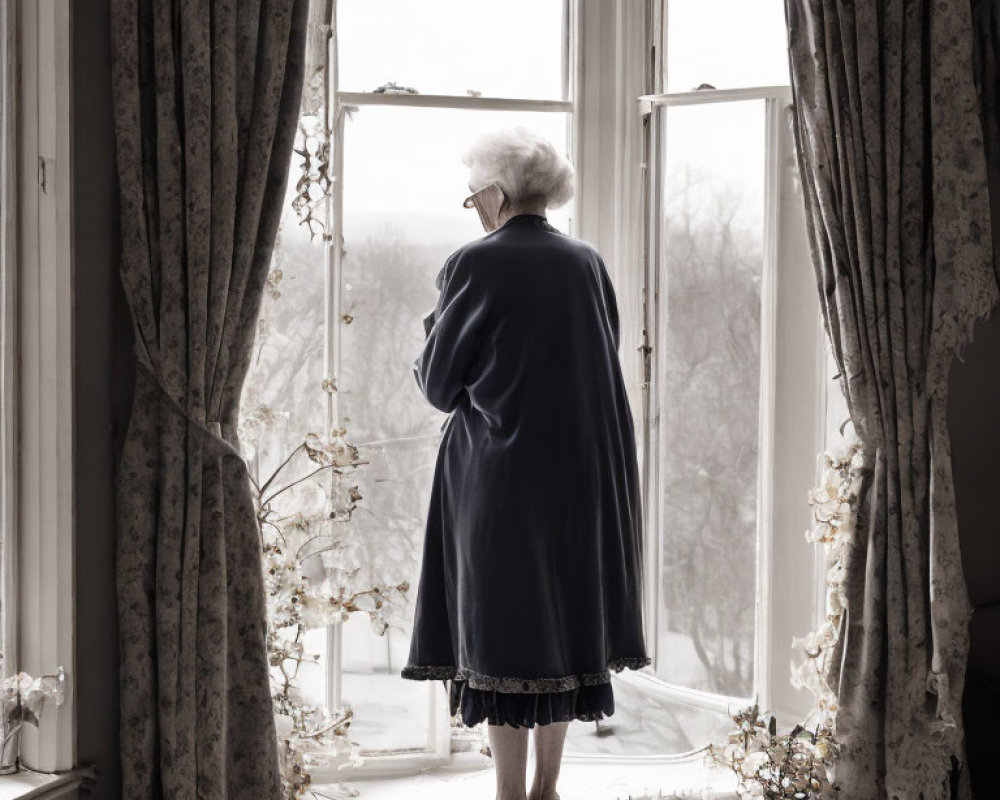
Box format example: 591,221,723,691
446,677,615,729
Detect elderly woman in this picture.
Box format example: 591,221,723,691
401,126,649,800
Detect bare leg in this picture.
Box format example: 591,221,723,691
488,723,530,800
528,721,568,800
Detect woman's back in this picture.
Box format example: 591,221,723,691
448,215,629,456
405,212,647,686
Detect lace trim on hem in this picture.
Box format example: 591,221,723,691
400,656,651,693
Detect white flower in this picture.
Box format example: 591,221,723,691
1,668,66,725
274,714,294,741
849,449,864,471
740,751,769,776
304,431,360,468
1,672,33,695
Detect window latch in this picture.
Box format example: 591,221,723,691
638,329,652,390
38,157,50,194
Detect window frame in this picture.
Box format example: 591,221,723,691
633,2,827,729
304,0,665,779
3,0,76,775
1,0,18,695
302,0,825,780
309,0,579,778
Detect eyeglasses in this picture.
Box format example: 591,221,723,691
462,180,503,209
463,181,505,232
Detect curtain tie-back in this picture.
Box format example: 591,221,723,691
132,347,248,465
972,598,1000,616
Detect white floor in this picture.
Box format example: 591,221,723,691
315,750,737,800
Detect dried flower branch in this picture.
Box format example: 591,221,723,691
253,428,409,800
291,113,332,241
708,423,863,798
707,702,838,799
790,424,863,730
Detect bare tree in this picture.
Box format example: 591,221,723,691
658,168,762,697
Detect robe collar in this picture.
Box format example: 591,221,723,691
498,213,549,230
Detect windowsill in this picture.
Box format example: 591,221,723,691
317,751,737,800
0,768,90,800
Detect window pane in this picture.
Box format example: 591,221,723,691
564,678,737,756
240,131,327,480
337,0,566,100
667,0,789,91
338,106,571,752
655,100,765,699
240,118,339,747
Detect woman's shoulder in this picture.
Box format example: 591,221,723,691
433,228,606,295
459,225,602,266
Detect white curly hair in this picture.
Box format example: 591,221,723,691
461,125,575,210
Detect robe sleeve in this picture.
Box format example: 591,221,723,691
413,253,490,413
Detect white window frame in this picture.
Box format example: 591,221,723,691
1,0,17,697
306,0,659,779
322,0,576,775
2,0,76,776
630,1,826,730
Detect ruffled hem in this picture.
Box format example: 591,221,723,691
449,678,615,728
399,655,651,692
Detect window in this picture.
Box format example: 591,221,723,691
242,0,586,774
654,99,769,701
0,0,75,774
665,0,790,91
636,0,825,744
334,104,571,757
243,0,824,778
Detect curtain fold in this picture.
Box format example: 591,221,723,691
785,2,999,798
972,0,1000,286
110,2,308,798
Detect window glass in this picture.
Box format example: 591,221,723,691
565,678,736,756
667,0,789,91
240,119,337,748
655,100,765,699
337,0,566,100
0,1,12,675
338,105,571,752
240,170,327,480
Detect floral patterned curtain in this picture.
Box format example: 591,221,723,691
110,1,308,798
972,0,1000,288
784,1,1000,798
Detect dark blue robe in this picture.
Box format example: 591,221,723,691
400,213,649,712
